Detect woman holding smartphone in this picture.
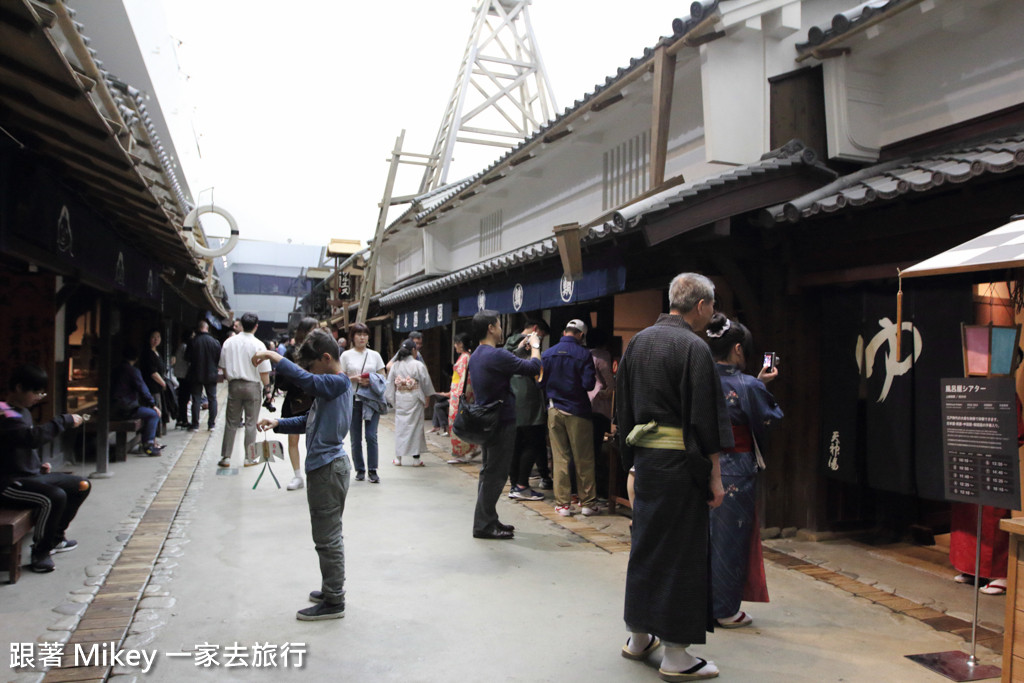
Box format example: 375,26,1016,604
340,323,386,483
704,312,782,629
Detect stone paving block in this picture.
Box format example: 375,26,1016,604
138,597,175,609
870,594,923,612
53,603,88,617
922,615,972,632
48,617,80,632
903,606,946,621
945,610,976,624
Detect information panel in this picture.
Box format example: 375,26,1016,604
941,377,1021,510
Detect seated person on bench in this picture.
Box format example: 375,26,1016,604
0,363,87,573
111,346,161,457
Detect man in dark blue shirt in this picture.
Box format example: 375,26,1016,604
466,310,541,539
541,319,597,517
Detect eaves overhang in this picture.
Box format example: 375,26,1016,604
614,140,837,245
0,0,209,285
761,127,1024,226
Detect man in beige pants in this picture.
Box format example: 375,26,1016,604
218,313,271,468
541,319,598,517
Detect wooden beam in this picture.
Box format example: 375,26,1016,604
650,45,676,188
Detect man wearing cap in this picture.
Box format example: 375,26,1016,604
541,319,598,517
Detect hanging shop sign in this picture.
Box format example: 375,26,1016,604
1,158,162,301
394,301,453,333
456,253,626,317
941,377,1021,510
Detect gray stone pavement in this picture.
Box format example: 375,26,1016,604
2,399,1006,682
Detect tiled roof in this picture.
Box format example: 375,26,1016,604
377,219,632,307
402,1,723,228
378,2,727,307
0,0,225,313
796,0,913,55
761,128,1024,225
380,138,830,308
613,140,835,229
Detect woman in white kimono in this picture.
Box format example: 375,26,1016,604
385,339,435,466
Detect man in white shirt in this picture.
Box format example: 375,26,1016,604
218,313,272,468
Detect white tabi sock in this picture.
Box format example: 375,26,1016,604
661,645,699,672
626,632,651,654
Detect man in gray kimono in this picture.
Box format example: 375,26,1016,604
615,272,732,681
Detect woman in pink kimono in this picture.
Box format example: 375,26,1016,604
446,333,478,463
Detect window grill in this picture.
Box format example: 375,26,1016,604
480,209,503,257
603,131,650,211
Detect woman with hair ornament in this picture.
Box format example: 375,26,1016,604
703,312,783,629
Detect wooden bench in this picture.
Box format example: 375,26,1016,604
85,418,143,462
84,418,143,462
0,507,34,584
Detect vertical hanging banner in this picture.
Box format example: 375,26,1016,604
941,377,1020,510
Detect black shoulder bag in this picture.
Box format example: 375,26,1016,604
452,360,502,446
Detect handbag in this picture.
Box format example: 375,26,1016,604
451,365,502,446
741,377,767,471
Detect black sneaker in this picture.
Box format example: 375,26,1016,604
296,599,345,621
51,539,78,554
30,551,55,573
309,590,324,603
354,471,365,482
538,478,553,490
368,471,380,484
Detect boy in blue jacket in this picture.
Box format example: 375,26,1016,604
254,329,353,620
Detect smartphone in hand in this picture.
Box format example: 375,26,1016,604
763,352,777,372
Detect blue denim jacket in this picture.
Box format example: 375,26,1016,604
540,335,596,416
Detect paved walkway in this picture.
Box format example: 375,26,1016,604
2,400,1006,682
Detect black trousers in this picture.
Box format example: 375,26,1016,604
176,376,191,425
191,380,218,428
0,473,90,554
509,423,548,487
474,422,516,533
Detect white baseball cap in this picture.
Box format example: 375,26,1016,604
565,319,588,335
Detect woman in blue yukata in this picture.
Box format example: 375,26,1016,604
704,313,783,629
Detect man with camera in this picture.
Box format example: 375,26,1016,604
217,313,271,468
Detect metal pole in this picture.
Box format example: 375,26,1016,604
969,502,983,665
91,297,113,479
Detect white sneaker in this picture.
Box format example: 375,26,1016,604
581,504,603,517
287,476,304,491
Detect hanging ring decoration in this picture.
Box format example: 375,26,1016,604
183,204,239,259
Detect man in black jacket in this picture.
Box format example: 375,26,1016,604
0,364,87,573
187,320,222,431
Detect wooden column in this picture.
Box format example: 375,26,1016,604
650,46,676,188
91,297,113,478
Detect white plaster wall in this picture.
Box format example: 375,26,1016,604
701,32,768,164
822,0,1022,160
879,1,1024,145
